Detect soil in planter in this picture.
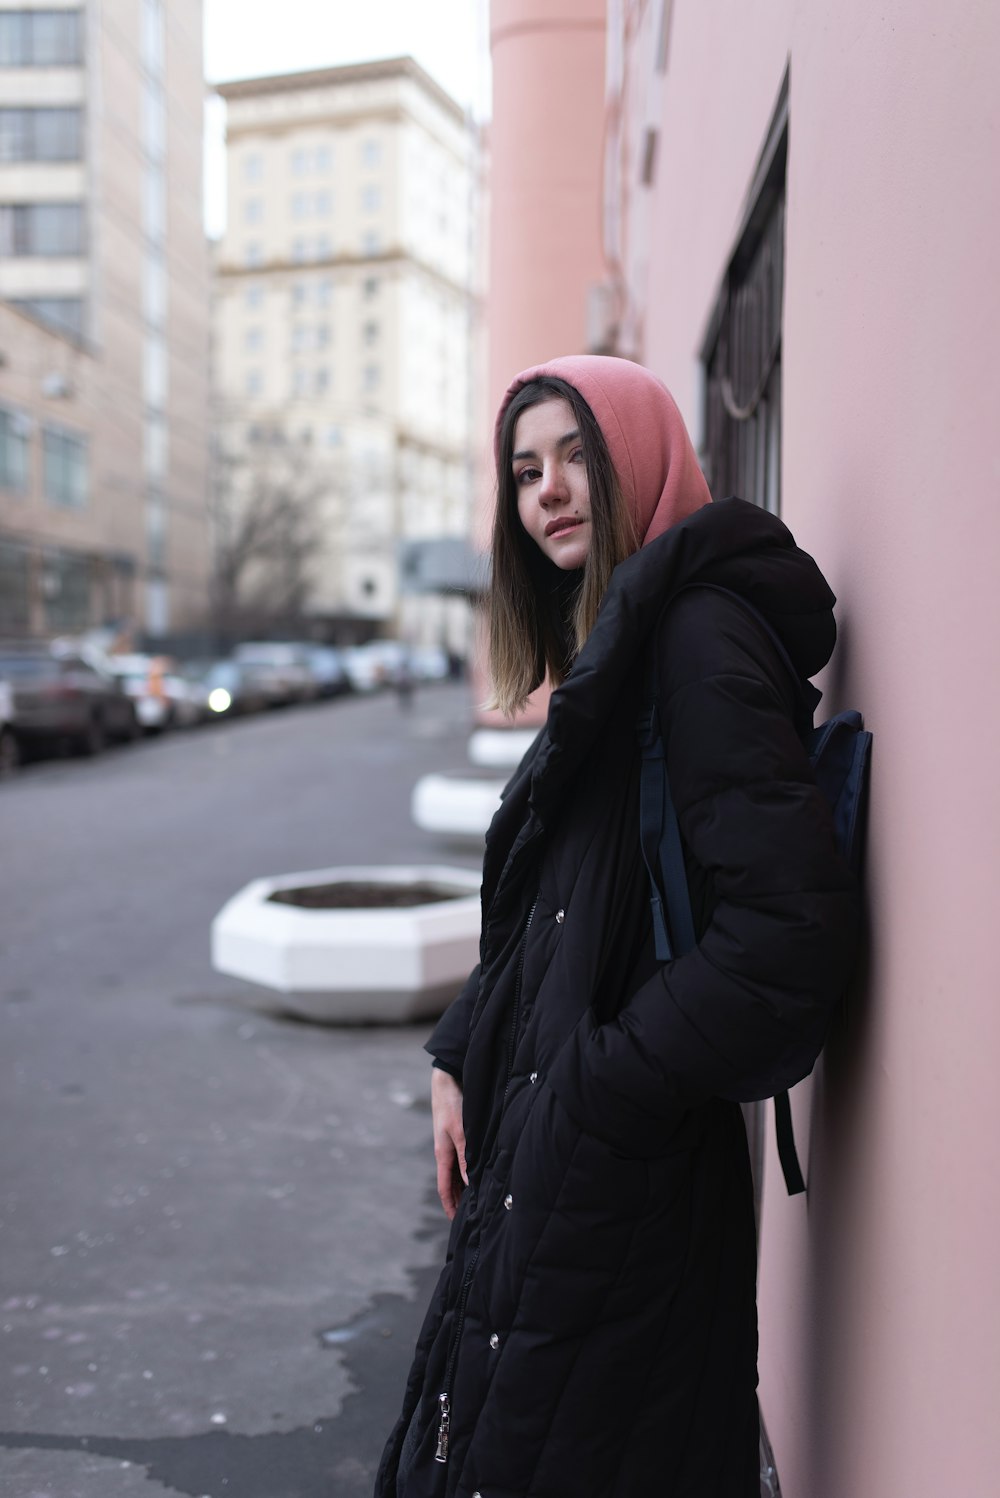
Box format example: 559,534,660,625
267,880,468,910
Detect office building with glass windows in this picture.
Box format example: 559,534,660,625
0,1,210,643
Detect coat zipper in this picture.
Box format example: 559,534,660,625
435,1246,480,1463
434,893,539,1467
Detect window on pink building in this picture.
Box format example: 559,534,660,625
702,77,787,516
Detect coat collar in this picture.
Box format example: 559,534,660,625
527,497,836,822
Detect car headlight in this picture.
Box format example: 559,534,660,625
208,688,232,713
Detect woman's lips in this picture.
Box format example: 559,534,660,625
545,517,583,537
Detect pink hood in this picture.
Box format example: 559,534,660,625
494,354,712,545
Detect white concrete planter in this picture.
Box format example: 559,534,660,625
468,727,538,770
411,770,505,840
211,864,481,1024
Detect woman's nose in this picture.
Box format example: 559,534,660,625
538,462,568,505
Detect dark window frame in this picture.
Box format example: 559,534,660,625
701,73,788,514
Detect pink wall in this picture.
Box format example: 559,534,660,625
621,3,1000,1494
475,0,606,725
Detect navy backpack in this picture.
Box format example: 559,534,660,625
638,584,872,1195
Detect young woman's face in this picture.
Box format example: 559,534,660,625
512,397,592,571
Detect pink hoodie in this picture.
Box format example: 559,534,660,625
494,354,712,545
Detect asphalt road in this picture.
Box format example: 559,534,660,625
0,685,484,1498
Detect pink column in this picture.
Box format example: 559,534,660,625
475,0,606,724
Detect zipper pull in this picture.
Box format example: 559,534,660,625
434,1392,451,1464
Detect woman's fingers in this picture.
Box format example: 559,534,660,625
432,1068,467,1218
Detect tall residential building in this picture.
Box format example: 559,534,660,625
0,0,210,643
212,57,478,648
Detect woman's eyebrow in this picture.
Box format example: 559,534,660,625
512,429,581,462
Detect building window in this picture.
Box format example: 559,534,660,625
9,297,84,339
314,367,329,394
140,0,164,76
245,326,264,353
291,237,307,263
0,202,85,257
655,0,673,72
362,230,380,257
291,191,309,220
244,197,263,224
0,404,31,493
43,553,91,632
144,413,167,481
363,275,379,299
363,363,380,392
361,137,380,167
316,323,330,348
245,241,263,266
0,542,31,632
292,366,309,397
315,144,332,172
701,77,787,514
142,167,166,241
0,10,84,67
291,323,310,352
325,424,342,448
245,283,264,310
142,80,165,161
243,152,263,182
43,425,88,509
314,189,332,216
143,254,167,328
143,338,167,407
361,183,381,213
363,319,379,347
316,278,333,306
315,233,331,259
0,107,82,162
291,147,309,176
246,369,263,397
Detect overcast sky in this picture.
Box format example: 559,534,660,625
202,0,490,236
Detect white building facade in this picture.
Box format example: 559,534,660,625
213,57,479,648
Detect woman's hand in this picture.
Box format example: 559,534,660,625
431,1067,468,1220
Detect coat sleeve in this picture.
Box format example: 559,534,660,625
547,587,861,1155
424,963,481,1081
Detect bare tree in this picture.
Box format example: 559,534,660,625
210,419,334,642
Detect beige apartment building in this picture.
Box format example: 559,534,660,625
0,0,210,643
213,57,478,647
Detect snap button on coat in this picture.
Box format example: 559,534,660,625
555,908,565,923
503,1193,513,1209
489,1332,500,1349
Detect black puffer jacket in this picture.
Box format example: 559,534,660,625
376,499,859,1498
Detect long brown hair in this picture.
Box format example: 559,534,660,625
488,376,638,717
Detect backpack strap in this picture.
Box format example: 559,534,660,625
637,585,810,1196
638,644,696,963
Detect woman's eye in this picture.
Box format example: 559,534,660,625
569,448,584,464
516,467,540,485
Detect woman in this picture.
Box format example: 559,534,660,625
376,355,859,1498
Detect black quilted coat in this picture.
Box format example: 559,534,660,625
376,499,860,1498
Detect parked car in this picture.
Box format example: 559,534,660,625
409,645,450,682
0,677,20,778
302,644,349,698
231,642,316,706
342,639,409,693
106,654,175,732
0,642,139,756
191,659,273,719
